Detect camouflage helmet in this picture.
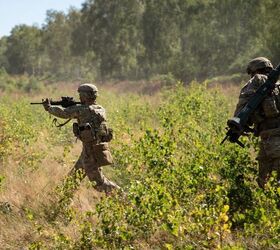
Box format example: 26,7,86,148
78,83,98,99
246,57,273,74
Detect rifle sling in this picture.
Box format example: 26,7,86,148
52,118,72,128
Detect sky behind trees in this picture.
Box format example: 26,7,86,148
0,0,84,37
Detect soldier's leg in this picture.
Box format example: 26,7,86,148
258,159,273,188
90,168,120,192
257,136,280,187
272,159,280,208
257,139,272,188
84,164,120,193
272,158,280,185
82,152,120,193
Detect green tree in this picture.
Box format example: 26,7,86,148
80,0,144,80
259,0,280,66
0,37,9,70
141,0,182,77
2,0,280,82
41,10,73,78
175,0,264,81
5,25,42,75
70,7,99,80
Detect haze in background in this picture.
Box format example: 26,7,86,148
0,1,279,82
0,0,84,37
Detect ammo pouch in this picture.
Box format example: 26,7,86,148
93,143,113,166
96,123,113,142
101,128,113,142
73,122,96,143
73,122,80,137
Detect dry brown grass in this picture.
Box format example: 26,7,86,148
0,126,106,248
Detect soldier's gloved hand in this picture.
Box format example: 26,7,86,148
42,98,51,111
228,129,241,143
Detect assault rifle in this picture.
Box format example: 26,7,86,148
30,96,81,107
221,63,280,147
31,96,81,127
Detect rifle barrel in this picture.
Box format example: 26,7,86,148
30,102,44,105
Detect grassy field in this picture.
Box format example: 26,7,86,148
0,75,279,249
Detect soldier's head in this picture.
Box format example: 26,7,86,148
78,83,98,104
246,57,273,77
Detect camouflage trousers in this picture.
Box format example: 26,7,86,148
69,142,120,194
257,131,280,188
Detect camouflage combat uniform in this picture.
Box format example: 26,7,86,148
45,84,119,193
234,66,280,188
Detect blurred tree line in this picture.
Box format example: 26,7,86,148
0,0,279,82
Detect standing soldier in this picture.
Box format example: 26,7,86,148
43,83,120,194
233,57,280,188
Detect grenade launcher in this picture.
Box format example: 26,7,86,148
221,63,280,147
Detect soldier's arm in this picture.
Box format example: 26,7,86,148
234,74,267,116
47,105,79,119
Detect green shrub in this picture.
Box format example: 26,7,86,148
0,80,279,249
88,83,280,249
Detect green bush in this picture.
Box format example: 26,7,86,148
0,175,4,189
150,73,177,86
0,79,278,249
0,73,44,93
87,83,280,249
